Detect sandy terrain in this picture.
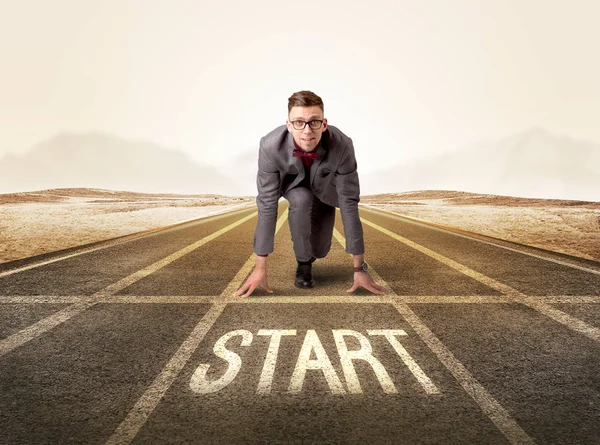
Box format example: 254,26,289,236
0,189,255,264
361,191,600,262
1,188,598,265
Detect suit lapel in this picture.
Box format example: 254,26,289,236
285,132,306,191
309,130,328,187
286,131,305,174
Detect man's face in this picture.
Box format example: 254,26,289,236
286,105,328,152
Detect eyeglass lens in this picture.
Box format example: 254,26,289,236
293,120,322,130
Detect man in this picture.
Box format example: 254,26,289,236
235,90,386,298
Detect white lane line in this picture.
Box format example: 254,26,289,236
360,204,600,276
541,296,600,304
361,217,600,344
522,300,600,338
359,218,522,297
0,245,132,279
399,295,600,304
392,301,535,445
0,212,258,358
2,295,600,305
0,204,256,279
0,296,97,304
0,302,97,357
106,209,290,444
333,227,536,445
105,302,227,445
94,212,258,298
395,296,509,304
230,295,393,303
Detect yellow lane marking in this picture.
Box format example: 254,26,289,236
333,227,536,445
0,212,258,358
360,216,600,343
106,209,289,445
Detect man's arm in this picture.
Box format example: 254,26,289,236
236,138,280,298
253,137,281,255
335,138,364,255
336,139,387,295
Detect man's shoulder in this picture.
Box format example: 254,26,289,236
261,125,289,149
324,124,352,148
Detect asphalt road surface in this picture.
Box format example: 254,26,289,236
1,202,599,445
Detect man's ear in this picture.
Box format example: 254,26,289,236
286,120,292,133
322,118,328,131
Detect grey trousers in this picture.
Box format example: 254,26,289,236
283,186,336,262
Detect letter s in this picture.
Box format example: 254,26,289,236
190,329,253,394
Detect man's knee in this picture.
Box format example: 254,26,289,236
313,241,332,259
284,187,313,211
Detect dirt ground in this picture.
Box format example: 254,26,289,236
361,191,600,262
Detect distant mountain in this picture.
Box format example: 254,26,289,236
224,149,259,196
0,133,245,196
17,129,596,200
361,128,600,201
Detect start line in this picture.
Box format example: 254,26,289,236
191,329,441,395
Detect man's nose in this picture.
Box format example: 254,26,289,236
303,124,314,133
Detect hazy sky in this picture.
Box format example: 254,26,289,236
1,0,599,174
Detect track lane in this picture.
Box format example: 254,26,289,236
353,207,600,296
0,202,599,444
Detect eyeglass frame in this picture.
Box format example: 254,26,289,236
290,119,325,130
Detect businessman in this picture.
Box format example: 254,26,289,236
235,90,386,297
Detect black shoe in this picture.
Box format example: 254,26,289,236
295,263,315,289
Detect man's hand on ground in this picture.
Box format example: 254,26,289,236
235,268,273,298
346,271,388,295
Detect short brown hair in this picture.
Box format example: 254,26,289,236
288,90,324,115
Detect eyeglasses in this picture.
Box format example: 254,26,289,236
290,120,324,130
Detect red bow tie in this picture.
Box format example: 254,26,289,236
293,149,318,160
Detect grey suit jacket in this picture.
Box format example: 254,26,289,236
253,124,364,256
